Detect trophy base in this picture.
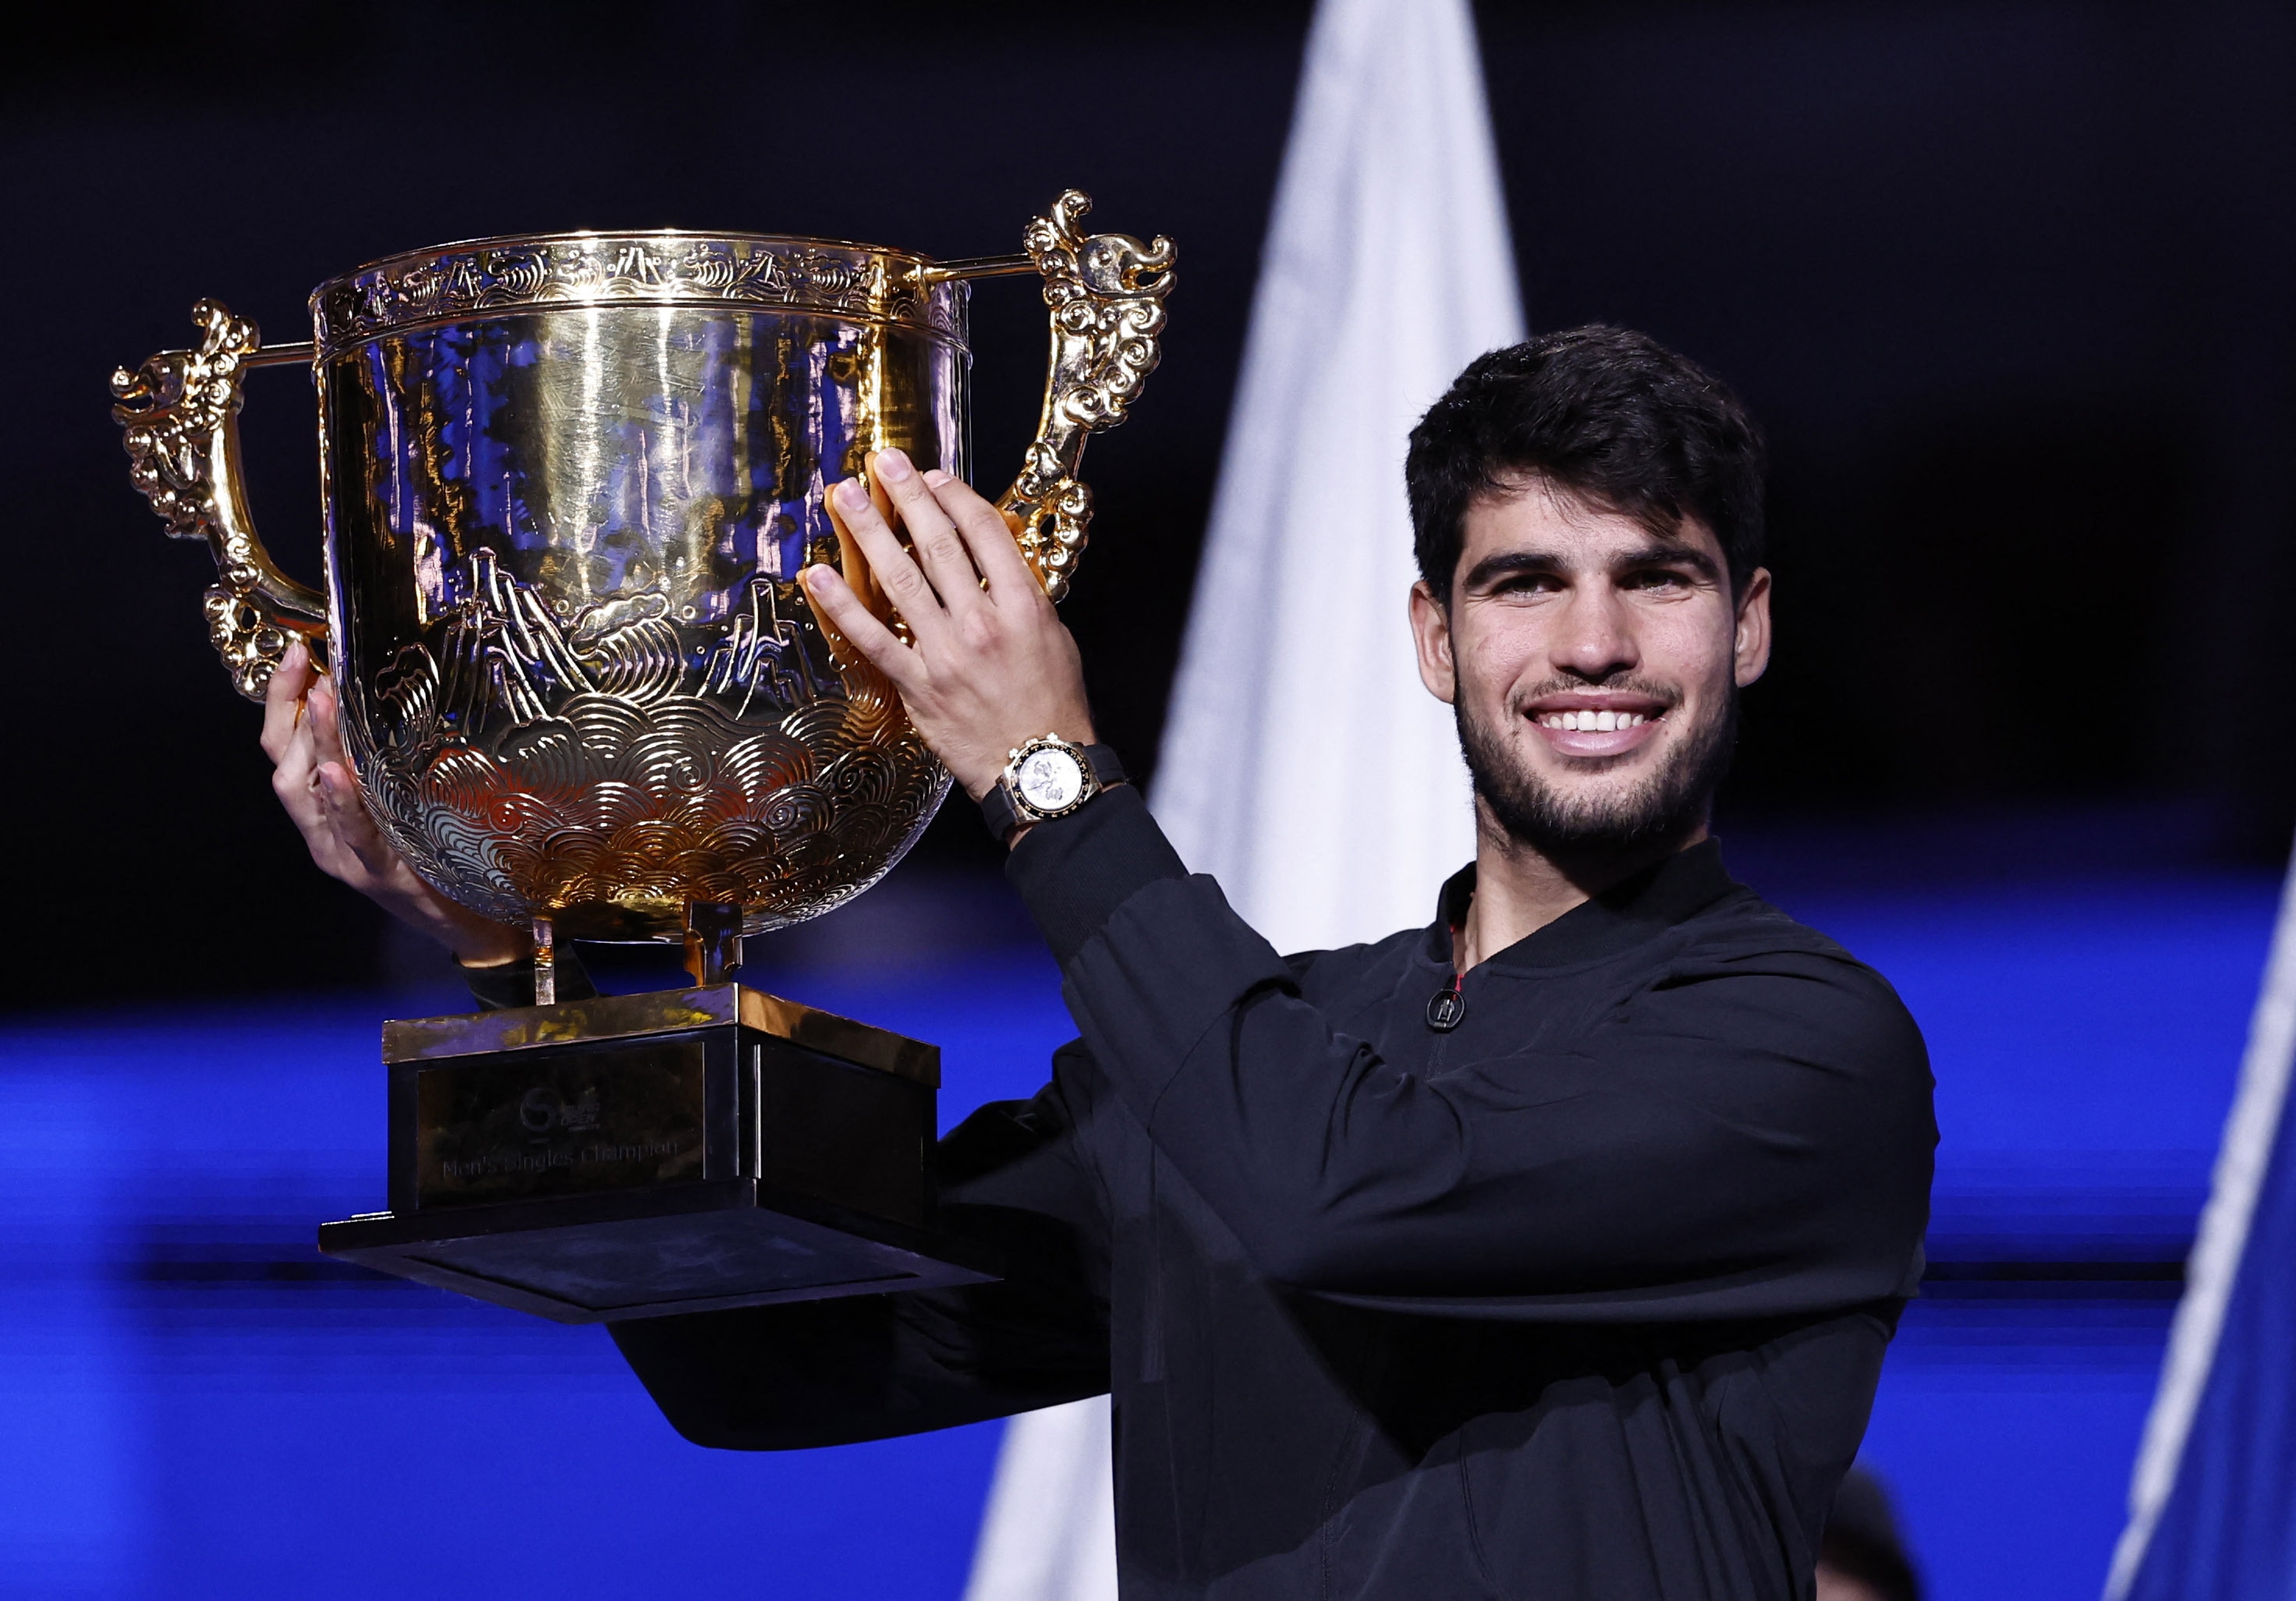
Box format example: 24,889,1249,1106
320,1178,994,1324
317,983,996,1323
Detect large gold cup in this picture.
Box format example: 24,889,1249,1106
113,190,1174,952
108,194,1174,1324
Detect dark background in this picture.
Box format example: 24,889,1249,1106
6,0,2291,1008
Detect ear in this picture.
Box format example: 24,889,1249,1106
1409,579,1458,705
1732,568,1773,689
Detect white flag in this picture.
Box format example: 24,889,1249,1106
1152,0,1523,952
967,0,1522,1593
966,1396,1118,1601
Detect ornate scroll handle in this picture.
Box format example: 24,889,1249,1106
994,191,1176,603
110,301,327,701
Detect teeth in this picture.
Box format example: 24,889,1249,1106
1540,710,1649,731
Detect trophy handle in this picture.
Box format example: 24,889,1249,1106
989,191,1177,603
111,300,327,701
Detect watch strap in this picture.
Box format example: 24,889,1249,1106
980,742,1126,841
980,781,1022,842
1083,743,1126,787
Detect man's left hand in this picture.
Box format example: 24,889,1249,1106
800,447,1096,803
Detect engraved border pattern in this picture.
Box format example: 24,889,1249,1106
312,234,971,356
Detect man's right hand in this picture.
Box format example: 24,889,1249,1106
260,641,528,967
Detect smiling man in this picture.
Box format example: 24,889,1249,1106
610,326,1936,1600
263,326,1936,1599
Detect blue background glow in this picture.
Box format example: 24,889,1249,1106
0,867,2271,1599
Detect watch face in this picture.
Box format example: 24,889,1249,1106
1015,747,1088,813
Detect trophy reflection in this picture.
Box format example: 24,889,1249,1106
111,193,1174,1321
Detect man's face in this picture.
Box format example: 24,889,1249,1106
1408,476,1772,858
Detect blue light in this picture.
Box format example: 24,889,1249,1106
0,876,2271,1599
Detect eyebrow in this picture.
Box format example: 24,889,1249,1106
1459,551,1564,590
1617,543,1723,582
1459,542,1721,591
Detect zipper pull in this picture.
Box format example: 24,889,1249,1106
1426,972,1465,1033
1427,913,1469,1032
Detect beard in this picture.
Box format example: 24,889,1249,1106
1454,678,1738,860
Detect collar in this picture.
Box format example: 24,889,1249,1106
1426,837,1742,972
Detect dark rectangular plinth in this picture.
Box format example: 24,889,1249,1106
320,983,994,1322
320,1180,995,1324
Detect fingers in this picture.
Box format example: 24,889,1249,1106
800,561,923,690
269,729,336,874
304,681,386,877
317,760,394,877
832,476,945,631
260,640,314,762
921,468,1043,603
268,665,360,880
872,448,983,617
307,675,351,770
268,652,321,816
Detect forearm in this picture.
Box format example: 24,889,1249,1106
1011,792,1494,1287
616,1084,1114,1449
1012,795,1924,1305
612,1287,1105,1451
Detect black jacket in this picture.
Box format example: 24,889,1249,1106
614,788,1936,1599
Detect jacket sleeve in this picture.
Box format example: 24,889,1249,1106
611,1071,1111,1450
1008,787,1935,1322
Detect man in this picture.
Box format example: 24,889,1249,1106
264,327,1935,1599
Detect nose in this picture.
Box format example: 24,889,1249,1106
1550,582,1639,682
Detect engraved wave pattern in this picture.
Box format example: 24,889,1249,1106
583,616,685,704
363,688,948,939
347,567,949,940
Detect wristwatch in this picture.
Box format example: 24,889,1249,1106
980,735,1126,841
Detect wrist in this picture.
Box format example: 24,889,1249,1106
980,737,1126,843
452,937,530,969
452,921,530,967
409,899,528,967
957,721,1097,802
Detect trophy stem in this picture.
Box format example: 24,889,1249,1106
531,916,558,1007
685,901,743,986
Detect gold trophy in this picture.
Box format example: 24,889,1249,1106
111,192,1174,1322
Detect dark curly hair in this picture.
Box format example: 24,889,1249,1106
1405,326,1767,600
